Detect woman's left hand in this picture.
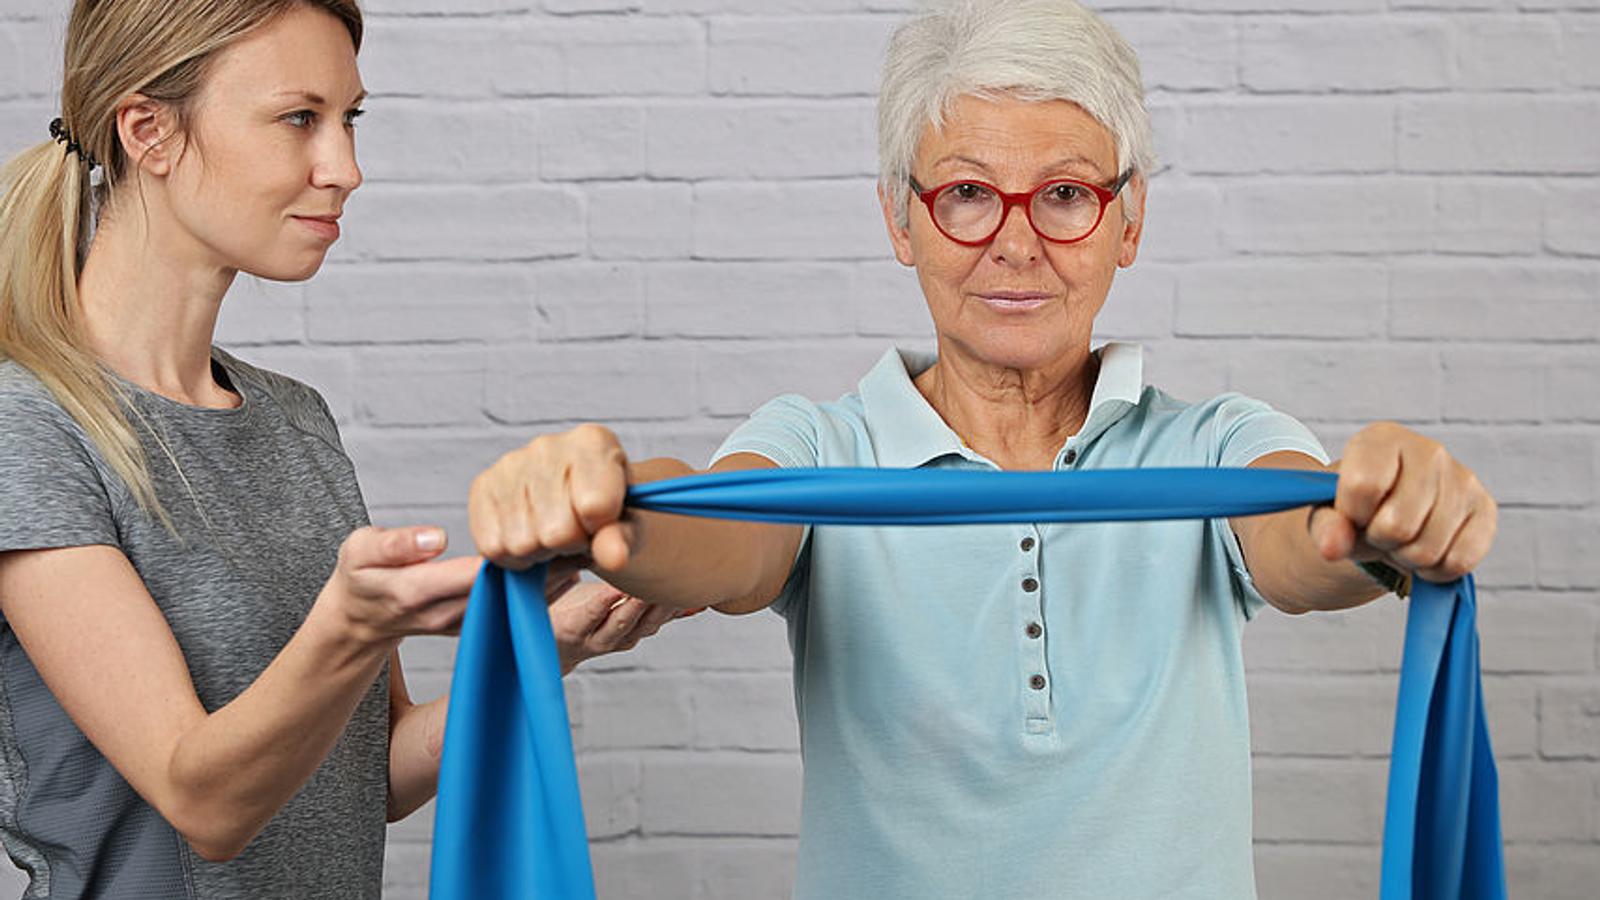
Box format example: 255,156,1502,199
544,571,689,674
1308,422,1498,583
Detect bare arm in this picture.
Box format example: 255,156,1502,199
468,426,803,615
1231,423,1497,615
0,526,478,860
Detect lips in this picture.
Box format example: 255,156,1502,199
974,290,1053,311
292,215,341,242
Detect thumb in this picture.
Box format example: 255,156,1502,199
341,525,449,572
1306,504,1357,563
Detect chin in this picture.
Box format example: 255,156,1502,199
248,254,330,283
955,331,1083,372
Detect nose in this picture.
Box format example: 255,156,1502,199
989,201,1039,266
311,126,362,194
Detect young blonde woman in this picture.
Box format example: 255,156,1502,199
0,2,676,896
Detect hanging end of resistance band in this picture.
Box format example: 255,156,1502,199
1359,560,1412,599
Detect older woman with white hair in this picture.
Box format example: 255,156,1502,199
468,0,1497,896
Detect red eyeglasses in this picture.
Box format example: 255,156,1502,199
909,169,1133,246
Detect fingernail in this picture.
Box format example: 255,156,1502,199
416,529,446,552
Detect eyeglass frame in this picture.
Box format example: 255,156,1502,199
907,168,1135,247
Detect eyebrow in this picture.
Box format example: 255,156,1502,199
274,89,368,107
931,153,1110,182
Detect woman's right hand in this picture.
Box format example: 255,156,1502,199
468,424,637,572
320,525,483,647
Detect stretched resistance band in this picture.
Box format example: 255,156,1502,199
430,468,1505,900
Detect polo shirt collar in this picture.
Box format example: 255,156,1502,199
859,342,1145,469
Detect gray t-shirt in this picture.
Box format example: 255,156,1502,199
0,349,387,899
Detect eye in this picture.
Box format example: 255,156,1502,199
283,109,315,129
948,183,994,203
344,108,365,129
1046,183,1084,203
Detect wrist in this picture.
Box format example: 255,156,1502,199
305,590,399,668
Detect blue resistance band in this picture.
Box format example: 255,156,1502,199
430,467,1505,900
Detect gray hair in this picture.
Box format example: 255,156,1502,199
878,0,1156,230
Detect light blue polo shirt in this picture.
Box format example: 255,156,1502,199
712,344,1329,900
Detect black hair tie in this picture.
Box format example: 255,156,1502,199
49,117,100,171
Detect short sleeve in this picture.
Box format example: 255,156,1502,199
0,393,121,554
1205,393,1329,620
709,394,824,618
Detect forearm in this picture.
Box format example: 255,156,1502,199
164,600,392,859
591,457,798,611
1235,506,1387,614
386,694,448,821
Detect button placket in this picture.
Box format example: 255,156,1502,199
1018,527,1050,728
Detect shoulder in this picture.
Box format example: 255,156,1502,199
1133,386,1326,466
0,360,99,450
212,348,345,451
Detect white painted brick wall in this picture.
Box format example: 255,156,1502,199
1,1,1595,897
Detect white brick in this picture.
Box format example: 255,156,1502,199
1505,845,1600,900
342,428,511,507
692,179,888,260
1546,183,1600,256
694,341,885,416
576,753,643,838
1536,517,1600,588
850,260,929,338
1438,349,1544,424
0,20,59,100
1540,680,1600,759
1454,16,1564,89
589,182,694,260
1548,349,1600,422
1400,97,1600,173
1176,262,1386,338
1251,759,1387,842
1224,179,1435,254
572,672,695,750
216,279,306,345
691,673,800,751
1431,178,1544,255
1248,674,1395,757
1389,261,1599,341
484,343,698,422
1499,761,1597,841
1478,591,1598,671
1139,180,1223,262
534,261,647,341
1240,19,1452,92
1105,14,1238,91
639,753,801,835
354,100,539,182
1095,263,1176,340
306,265,537,344
1430,427,1594,506
627,605,794,672
351,347,487,427
1566,16,1600,87
1231,345,1440,423
1253,845,1380,900
644,262,857,338
337,185,586,261
538,103,647,180
1483,676,1540,758
1180,98,1396,175
646,100,876,179
708,17,896,96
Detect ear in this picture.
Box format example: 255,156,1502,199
1115,173,1147,269
878,182,917,268
115,95,181,177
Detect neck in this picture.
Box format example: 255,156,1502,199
76,199,239,408
914,339,1099,471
